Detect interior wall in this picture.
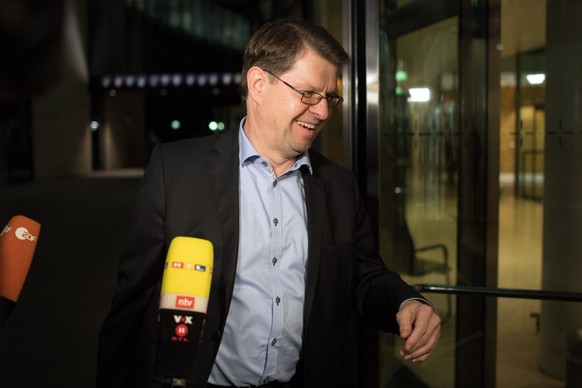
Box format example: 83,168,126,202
102,91,146,169
33,0,91,180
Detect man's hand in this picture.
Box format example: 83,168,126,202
396,300,441,362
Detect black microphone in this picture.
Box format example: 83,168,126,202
155,237,214,387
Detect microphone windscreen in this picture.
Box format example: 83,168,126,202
0,215,41,302
159,237,213,314
156,237,214,379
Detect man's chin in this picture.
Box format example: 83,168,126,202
291,144,312,155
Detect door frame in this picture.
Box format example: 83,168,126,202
344,0,501,386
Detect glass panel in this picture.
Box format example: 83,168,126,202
498,0,582,386
515,49,546,201
377,12,459,387
498,2,549,387
127,0,250,51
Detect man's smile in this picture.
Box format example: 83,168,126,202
296,120,317,130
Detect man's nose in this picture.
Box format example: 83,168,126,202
309,98,330,121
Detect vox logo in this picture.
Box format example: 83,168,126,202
173,315,193,324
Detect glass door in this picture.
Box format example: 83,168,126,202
355,0,582,386
375,3,459,387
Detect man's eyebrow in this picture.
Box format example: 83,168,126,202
299,85,338,96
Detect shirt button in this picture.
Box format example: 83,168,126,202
271,338,277,346
273,218,279,226
272,257,278,266
276,297,281,305
273,180,277,187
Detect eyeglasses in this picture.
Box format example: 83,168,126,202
263,69,344,108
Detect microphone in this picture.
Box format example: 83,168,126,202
0,215,41,328
156,236,213,385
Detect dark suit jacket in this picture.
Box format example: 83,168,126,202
97,127,424,387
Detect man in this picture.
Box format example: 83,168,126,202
97,17,440,388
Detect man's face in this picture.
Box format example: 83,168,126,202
256,50,340,161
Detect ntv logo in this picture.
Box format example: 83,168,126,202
175,295,195,310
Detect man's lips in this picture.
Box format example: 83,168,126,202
296,120,317,129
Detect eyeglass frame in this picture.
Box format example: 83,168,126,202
262,69,344,108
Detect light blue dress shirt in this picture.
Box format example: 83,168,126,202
208,120,312,386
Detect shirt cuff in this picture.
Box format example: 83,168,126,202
399,297,439,315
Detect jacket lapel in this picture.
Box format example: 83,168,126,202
302,166,326,327
207,129,240,314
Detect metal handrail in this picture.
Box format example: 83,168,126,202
415,284,582,302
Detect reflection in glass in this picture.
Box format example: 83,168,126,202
377,13,459,388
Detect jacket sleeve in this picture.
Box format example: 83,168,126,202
349,173,425,333
96,145,167,387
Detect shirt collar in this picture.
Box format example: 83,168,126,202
238,117,313,175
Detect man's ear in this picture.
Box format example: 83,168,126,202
246,67,268,103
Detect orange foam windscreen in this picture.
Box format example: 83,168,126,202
0,215,41,302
